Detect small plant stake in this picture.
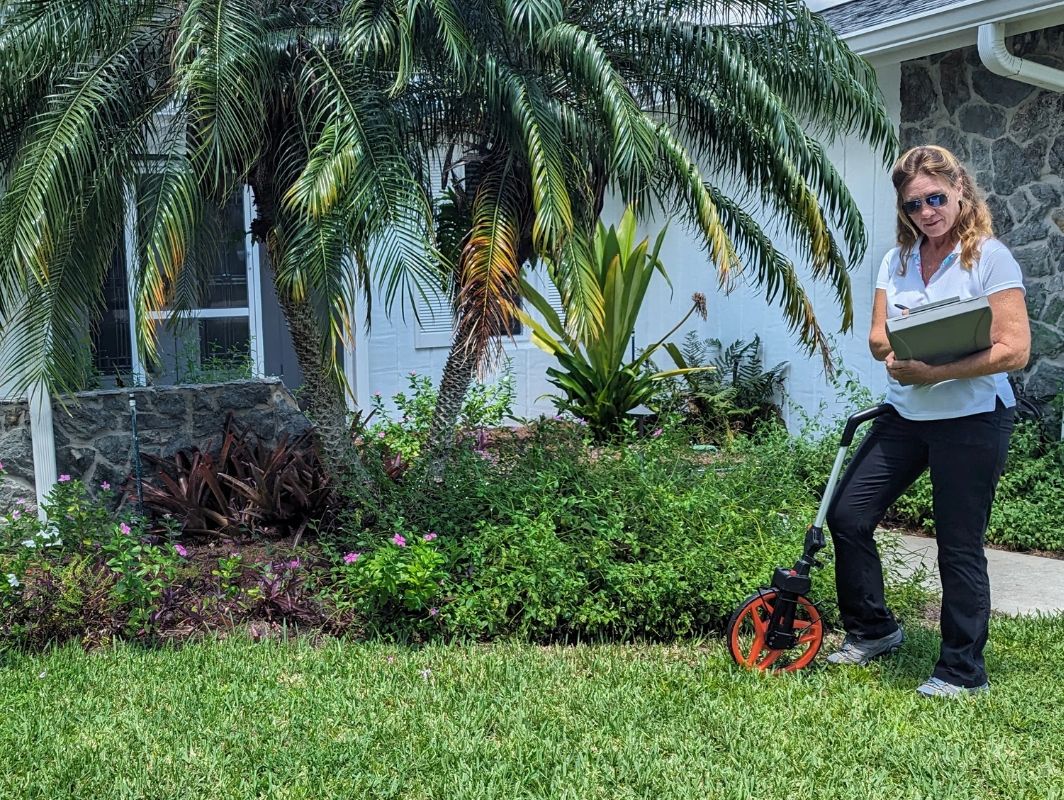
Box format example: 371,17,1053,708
128,392,145,517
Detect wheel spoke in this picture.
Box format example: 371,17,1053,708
744,631,767,667
749,599,772,637
756,647,783,670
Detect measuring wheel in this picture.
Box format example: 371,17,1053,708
726,589,825,672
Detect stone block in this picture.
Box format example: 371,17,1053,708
1014,246,1053,279
153,391,188,418
985,194,1012,233
901,64,938,123
1009,93,1064,141
933,126,970,162
991,138,1040,196
1042,295,1064,329
968,137,991,172
972,68,1036,107
1027,182,1062,219
1001,221,1049,249
1050,136,1064,175
957,104,1005,138
938,50,970,116
1025,281,1048,317
1026,360,1064,401
1030,321,1064,359
57,447,97,480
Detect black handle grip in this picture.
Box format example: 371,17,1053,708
840,403,894,447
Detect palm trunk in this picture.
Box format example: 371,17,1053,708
268,251,375,496
426,315,480,473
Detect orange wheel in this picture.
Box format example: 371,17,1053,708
726,589,824,672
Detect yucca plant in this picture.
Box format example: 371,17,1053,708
519,209,710,439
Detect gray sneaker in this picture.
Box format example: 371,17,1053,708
916,677,989,698
825,628,905,665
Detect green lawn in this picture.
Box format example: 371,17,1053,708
2,617,1063,800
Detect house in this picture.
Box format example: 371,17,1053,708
97,0,1055,424
3,0,1063,503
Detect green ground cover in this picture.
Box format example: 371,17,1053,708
2,615,1062,800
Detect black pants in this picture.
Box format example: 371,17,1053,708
825,401,1014,687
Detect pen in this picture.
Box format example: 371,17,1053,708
894,304,909,311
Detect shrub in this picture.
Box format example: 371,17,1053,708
335,418,850,641
366,367,516,462
141,415,332,541
651,333,787,444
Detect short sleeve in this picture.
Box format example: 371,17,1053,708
979,239,1026,296
875,248,896,290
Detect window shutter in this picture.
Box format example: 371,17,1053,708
414,289,454,349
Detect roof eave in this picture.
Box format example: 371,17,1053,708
839,0,1064,65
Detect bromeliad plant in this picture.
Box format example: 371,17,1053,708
520,209,710,439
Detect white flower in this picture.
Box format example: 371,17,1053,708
21,539,36,549
5,574,19,588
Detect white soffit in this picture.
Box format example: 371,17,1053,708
841,0,1064,65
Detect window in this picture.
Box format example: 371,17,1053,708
90,183,264,385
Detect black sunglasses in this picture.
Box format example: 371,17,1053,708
901,193,949,214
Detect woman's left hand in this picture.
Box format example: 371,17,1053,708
885,353,935,385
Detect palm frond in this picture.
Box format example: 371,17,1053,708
174,0,267,197
455,155,526,366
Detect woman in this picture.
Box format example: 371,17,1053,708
825,145,1030,697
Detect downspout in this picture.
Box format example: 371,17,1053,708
977,22,1064,92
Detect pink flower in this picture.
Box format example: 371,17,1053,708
651,428,663,438
287,558,301,569
58,474,71,482
428,607,439,617
14,498,25,506
100,481,111,490
11,510,21,520
174,543,188,558
119,522,132,535
342,552,361,564
423,532,438,542
391,534,407,547
377,431,386,439
0,461,4,470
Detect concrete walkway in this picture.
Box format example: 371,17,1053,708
889,533,1064,616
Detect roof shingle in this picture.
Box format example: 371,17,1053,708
817,0,968,37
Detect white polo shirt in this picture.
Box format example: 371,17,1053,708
875,237,1026,421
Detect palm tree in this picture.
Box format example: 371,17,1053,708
0,0,440,487
400,0,897,459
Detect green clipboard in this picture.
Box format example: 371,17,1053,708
886,295,992,365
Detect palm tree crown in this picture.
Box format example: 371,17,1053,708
0,0,895,475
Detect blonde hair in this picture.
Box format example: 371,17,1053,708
891,145,994,275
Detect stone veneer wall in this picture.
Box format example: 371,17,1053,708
0,379,310,507
899,23,1064,406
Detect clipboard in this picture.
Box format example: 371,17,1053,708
886,295,992,365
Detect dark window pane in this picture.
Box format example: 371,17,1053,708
203,193,249,309
91,248,133,375
198,318,251,379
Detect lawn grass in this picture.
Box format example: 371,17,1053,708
2,617,1063,800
